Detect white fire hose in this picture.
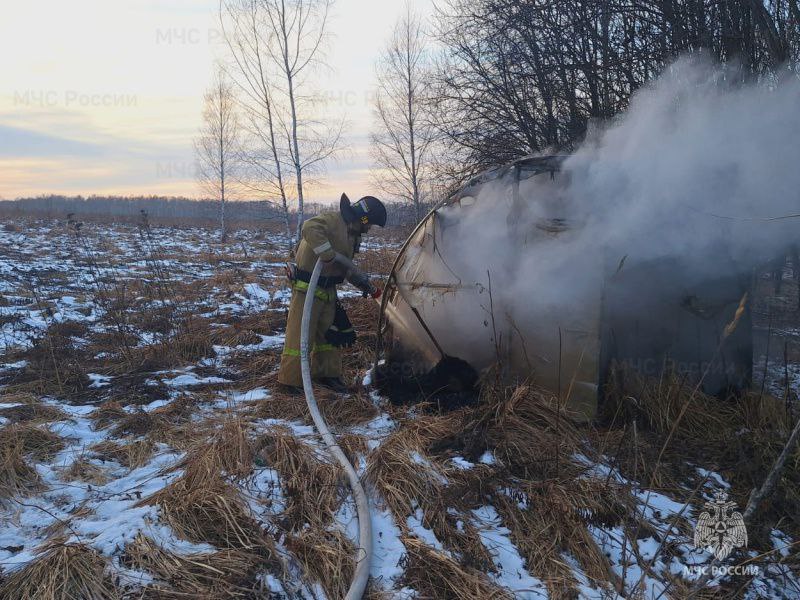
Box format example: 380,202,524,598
300,257,372,599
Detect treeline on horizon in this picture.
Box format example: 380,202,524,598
0,195,429,228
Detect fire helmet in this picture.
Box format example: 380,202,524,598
340,193,387,227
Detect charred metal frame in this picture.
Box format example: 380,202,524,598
374,155,568,370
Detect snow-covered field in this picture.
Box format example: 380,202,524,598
0,219,797,598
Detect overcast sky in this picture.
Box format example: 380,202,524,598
0,0,434,202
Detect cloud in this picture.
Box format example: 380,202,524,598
0,125,105,158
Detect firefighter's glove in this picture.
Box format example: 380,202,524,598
325,301,357,347
348,269,374,298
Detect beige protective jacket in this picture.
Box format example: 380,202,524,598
295,211,360,277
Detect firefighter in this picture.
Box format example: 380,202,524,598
277,193,387,393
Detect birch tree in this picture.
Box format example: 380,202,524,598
371,7,434,222
195,70,241,242
221,0,292,239
221,0,341,246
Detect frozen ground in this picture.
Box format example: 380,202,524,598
0,219,797,598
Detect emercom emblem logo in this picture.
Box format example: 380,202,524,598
693,491,748,561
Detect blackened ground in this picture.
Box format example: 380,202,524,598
374,355,479,410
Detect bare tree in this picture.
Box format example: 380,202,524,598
221,0,341,246
195,69,241,242
432,0,800,178
371,7,434,222
221,0,293,239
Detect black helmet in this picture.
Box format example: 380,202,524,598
340,193,387,227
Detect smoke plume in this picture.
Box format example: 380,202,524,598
397,58,800,376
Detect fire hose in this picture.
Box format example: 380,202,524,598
300,256,373,600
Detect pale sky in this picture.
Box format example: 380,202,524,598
0,0,434,203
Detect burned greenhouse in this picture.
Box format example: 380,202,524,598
375,155,754,419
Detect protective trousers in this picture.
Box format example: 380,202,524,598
277,285,341,386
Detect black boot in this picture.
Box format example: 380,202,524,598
277,383,304,396
317,377,350,394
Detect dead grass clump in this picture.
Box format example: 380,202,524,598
235,311,284,336
136,322,216,370
0,423,64,462
602,366,800,542
338,432,368,466
89,400,127,429
0,438,42,500
149,394,197,424
90,438,155,469
441,463,504,509
104,374,170,406
317,389,380,426
419,503,496,572
0,541,121,600
602,364,736,446
174,416,254,481
255,426,344,530
400,536,510,600
0,398,68,424
365,419,451,521
139,473,275,555
249,390,306,422
110,409,163,438
252,387,379,427
209,324,263,348
130,305,173,335
226,351,280,382
60,456,109,485
0,392,37,404
468,380,584,481
726,392,800,541
494,487,618,599
286,527,356,599
124,534,270,599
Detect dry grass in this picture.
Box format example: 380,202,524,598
362,374,633,598
90,438,155,469
0,439,42,500
209,324,263,348
597,364,800,582
365,411,466,521
419,501,496,572
255,426,345,531
225,352,281,387
173,414,254,481
0,423,64,462
149,394,197,425
462,377,585,480
602,365,800,535
88,401,127,429
124,534,273,599
251,386,379,427
109,409,161,438
60,456,109,485
285,527,356,599
493,483,622,599
134,413,274,555
602,364,737,446
338,432,369,466
133,320,217,371
0,394,69,424
0,541,121,600
400,536,510,600
139,473,276,555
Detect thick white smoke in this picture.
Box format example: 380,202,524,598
396,57,800,381
565,57,800,281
